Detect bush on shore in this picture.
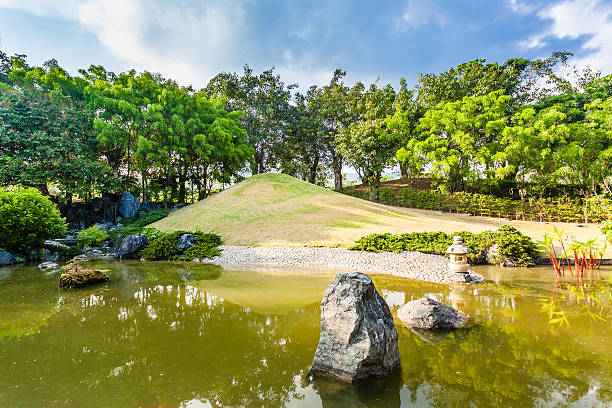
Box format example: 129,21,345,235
77,226,108,248
351,226,539,267
0,187,67,253
140,231,222,261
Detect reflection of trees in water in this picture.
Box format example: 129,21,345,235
386,283,612,407
0,281,320,407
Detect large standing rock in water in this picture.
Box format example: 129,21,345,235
310,272,401,382
397,297,467,330
118,191,140,218
117,234,148,258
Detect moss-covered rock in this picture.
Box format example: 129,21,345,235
58,262,109,289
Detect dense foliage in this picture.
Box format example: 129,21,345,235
0,187,67,252
77,226,108,248
351,226,539,266
140,231,222,261
0,50,609,214
1,53,251,203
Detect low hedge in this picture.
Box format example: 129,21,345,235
351,226,539,267
140,231,222,261
345,186,609,223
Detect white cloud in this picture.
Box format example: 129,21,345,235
523,0,612,74
395,0,446,30
0,0,340,89
1,0,250,86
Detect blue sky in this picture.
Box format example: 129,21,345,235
0,0,611,90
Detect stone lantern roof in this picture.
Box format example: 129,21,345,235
446,236,471,255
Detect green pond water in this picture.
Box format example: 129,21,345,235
0,261,610,407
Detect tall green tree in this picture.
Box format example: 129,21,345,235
206,65,295,174
412,90,510,191
337,82,398,200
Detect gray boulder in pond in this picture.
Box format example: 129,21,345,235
177,233,196,251
397,297,467,330
117,234,148,258
310,272,401,382
118,191,140,218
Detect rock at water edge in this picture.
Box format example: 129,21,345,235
310,272,401,382
117,234,148,258
397,297,467,330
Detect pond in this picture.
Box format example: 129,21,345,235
0,261,610,407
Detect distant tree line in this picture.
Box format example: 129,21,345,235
1,50,610,204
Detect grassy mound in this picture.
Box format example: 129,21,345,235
151,173,610,253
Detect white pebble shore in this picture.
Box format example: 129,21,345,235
202,245,485,284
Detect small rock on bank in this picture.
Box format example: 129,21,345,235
310,272,401,382
117,234,148,258
397,297,468,330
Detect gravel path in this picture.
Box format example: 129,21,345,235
203,245,485,284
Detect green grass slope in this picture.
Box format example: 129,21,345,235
151,173,609,253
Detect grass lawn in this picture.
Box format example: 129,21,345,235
152,173,611,256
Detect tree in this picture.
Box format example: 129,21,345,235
497,96,611,221
308,69,355,191
206,65,295,174
337,82,398,200
413,90,510,191
415,53,576,110
0,86,116,200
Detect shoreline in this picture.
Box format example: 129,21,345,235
201,245,485,284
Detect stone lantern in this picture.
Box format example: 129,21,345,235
446,236,470,274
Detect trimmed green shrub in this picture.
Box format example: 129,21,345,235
140,231,183,260
344,186,610,223
184,234,222,260
351,226,539,267
140,231,222,261
0,187,67,252
77,226,108,247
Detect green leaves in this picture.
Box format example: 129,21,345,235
0,187,67,252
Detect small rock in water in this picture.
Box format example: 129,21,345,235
39,262,59,271
397,297,468,330
310,272,401,382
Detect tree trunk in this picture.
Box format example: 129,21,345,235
178,163,188,204
308,153,320,184
331,152,343,191
198,167,208,201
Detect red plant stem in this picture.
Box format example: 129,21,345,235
560,241,573,276
551,245,562,276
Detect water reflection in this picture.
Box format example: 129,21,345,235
0,262,610,407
